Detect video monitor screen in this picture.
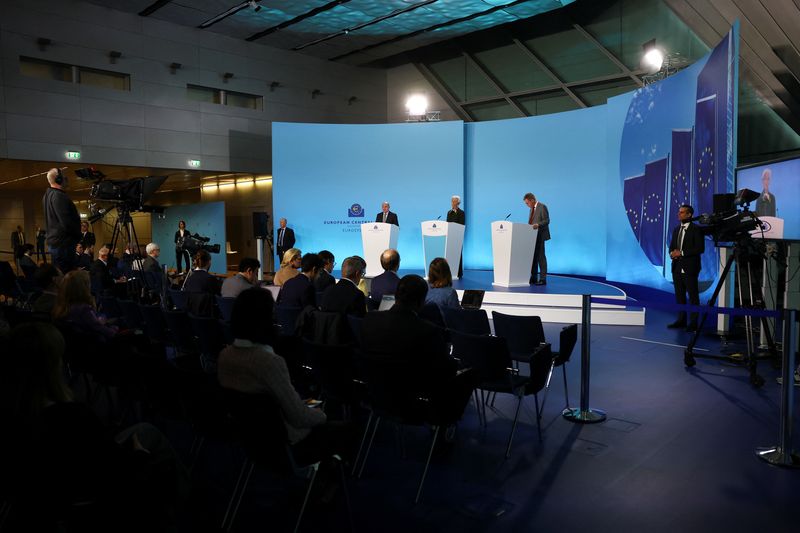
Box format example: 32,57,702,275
736,156,800,240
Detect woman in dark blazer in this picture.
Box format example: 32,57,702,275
174,220,190,273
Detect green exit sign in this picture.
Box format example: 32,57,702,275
65,151,81,160
188,159,201,168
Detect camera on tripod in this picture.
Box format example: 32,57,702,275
695,188,764,244
86,171,168,222
180,233,221,255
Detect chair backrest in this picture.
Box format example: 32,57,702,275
168,289,188,311
118,299,144,329
491,311,545,356
347,315,363,347
299,309,351,345
419,302,445,329
301,339,356,402
555,324,578,366
274,305,303,336
99,296,123,319
442,307,490,336
265,284,281,302
450,330,512,383
215,295,236,322
189,314,225,359
162,308,198,354
138,303,167,342
527,343,554,394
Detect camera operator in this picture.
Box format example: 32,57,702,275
668,204,704,332
43,168,81,273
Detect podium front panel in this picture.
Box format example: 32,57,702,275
361,222,399,277
491,221,536,287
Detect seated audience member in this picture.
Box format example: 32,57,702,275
78,244,94,271
425,257,460,311
183,249,222,317
320,256,367,318
32,264,61,315
90,246,126,297
278,253,323,308
0,322,188,532
370,248,400,306
74,243,85,267
221,257,261,299
273,248,301,286
142,242,162,273
360,275,473,420
314,250,336,294
53,270,118,342
217,288,355,465
19,243,37,278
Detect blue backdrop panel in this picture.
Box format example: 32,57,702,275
464,107,608,275
151,201,227,274
273,121,464,271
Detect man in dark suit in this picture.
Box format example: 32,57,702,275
79,221,95,251
668,204,705,331
375,201,399,227
524,192,550,285
11,225,25,272
90,245,126,296
755,168,777,217
142,242,162,273
275,217,296,265
278,253,322,308
370,249,400,307
320,256,366,318
314,250,336,294
446,195,465,278
183,249,222,317
361,274,473,420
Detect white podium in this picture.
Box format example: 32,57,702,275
491,221,536,287
361,222,399,277
751,216,784,239
420,221,465,279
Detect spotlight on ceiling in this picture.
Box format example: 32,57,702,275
249,0,261,12
641,39,664,73
405,94,428,116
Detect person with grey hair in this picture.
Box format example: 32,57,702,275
375,201,399,226
275,217,295,265
142,242,162,273
320,255,367,317
446,195,465,277
43,168,81,273
755,168,776,217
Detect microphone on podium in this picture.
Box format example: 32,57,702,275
504,213,511,220
436,215,441,220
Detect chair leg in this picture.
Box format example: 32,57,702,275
562,365,569,407
352,410,374,476
539,361,556,421
335,457,355,532
490,391,497,407
505,393,524,459
357,416,381,479
533,394,542,443
294,463,319,533
222,458,253,532
415,426,440,504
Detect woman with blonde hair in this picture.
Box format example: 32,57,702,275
273,247,302,286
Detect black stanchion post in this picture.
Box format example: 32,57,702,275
563,294,606,424
756,308,799,467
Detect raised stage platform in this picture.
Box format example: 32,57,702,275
386,269,645,326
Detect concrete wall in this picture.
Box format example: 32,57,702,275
386,63,460,123
0,0,388,174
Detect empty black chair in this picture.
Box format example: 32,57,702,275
138,303,168,344
301,339,358,418
99,296,124,320
189,314,226,374
162,308,198,358
441,307,491,336
216,296,236,322
541,324,578,411
451,331,552,456
492,311,546,364
275,306,303,336
118,300,144,330
419,302,446,329
346,315,363,348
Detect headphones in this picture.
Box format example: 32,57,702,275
54,168,64,185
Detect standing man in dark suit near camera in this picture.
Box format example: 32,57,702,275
376,202,399,227
275,217,295,265
446,195,465,278
524,192,550,285
668,204,704,332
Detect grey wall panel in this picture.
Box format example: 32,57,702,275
6,113,81,144
81,97,144,127
200,134,229,157
141,83,202,112
3,87,81,120
146,151,209,170
144,105,201,133
0,113,6,139
82,122,145,150
146,129,201,154
200,113,250,136
6,139,82,161
80,145,148,167
197,49,251,79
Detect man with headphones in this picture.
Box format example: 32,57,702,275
43,168,81,273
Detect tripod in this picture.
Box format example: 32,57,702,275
684,236,778,387
106,205,156,301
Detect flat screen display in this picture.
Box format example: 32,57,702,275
736,156,800,240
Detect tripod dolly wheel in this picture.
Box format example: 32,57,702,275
684,349,696,368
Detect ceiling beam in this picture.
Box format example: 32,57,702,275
412,61,473,122
246,0,351,42
462,52,527,117
512,38,586,108
571,23,643,88
138,0,172,17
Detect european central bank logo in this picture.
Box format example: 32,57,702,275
348,203,364,218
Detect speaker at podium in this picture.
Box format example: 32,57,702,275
361,222,399,277
420,220,465,279
491,221,536,287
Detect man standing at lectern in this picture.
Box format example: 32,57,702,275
376,201,399,226
524,192,550,285
275,217,295,265
446,195,465,278
668,204,704,332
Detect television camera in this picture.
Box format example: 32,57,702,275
179,232,221,255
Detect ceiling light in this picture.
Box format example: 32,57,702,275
641,39,664,73
405,94,428,116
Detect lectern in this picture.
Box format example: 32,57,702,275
491,221,536,287
361,222,399,277
420,221,465,279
